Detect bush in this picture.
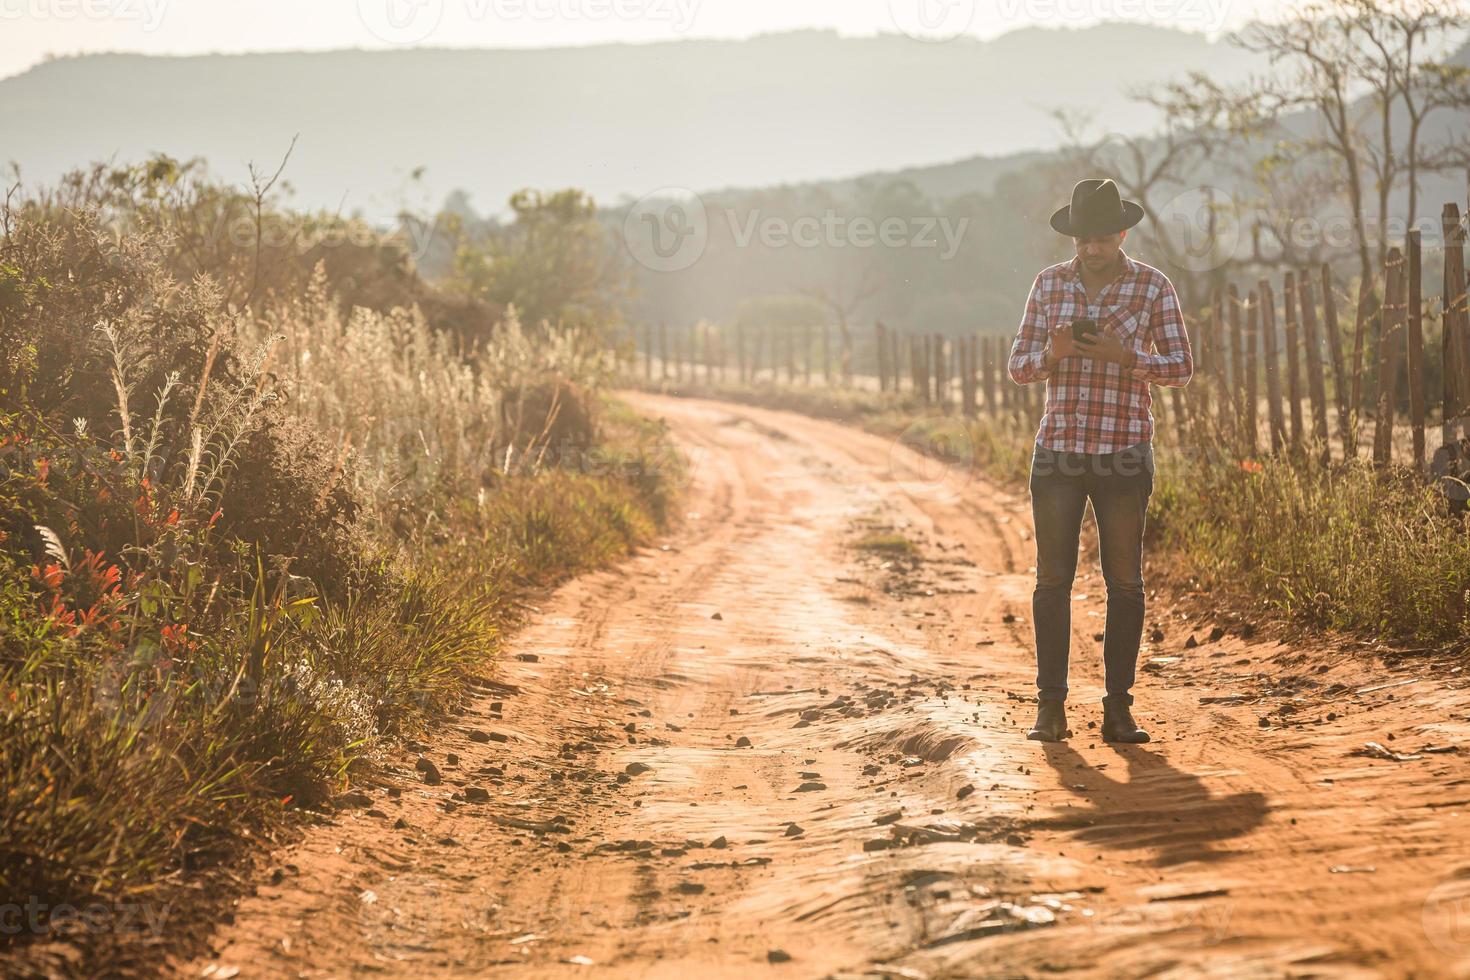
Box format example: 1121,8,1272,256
0,163,673,964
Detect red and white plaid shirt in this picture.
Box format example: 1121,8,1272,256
1008,252,1193,455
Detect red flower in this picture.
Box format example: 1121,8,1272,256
31,563,64,590
1239,460,1264,474
161,623,195,653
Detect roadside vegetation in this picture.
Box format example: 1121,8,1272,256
0,157,678,965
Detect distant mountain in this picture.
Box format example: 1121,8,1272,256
0,25,1263,218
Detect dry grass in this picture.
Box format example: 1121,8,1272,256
0,169,676,967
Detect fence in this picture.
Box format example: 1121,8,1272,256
614,201,1470,475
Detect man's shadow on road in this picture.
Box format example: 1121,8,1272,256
1032,741,1269,867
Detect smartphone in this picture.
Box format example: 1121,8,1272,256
1071,317,1098,341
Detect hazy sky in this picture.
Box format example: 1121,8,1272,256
1,0,1288,79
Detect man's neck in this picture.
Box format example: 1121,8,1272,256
1078,253,1126,294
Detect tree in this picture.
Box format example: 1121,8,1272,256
1152,0,1470,286
447,188,629,336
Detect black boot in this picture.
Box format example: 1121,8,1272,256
1026,699,1071,742
1101,693,1150,743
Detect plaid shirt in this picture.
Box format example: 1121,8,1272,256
1008,252,1193,455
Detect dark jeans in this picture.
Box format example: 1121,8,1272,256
1028,441,1154,703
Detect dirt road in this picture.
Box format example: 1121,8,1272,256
185,393,1470,979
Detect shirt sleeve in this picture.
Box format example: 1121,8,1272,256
1008,274,1054,385
1129,278,1194,387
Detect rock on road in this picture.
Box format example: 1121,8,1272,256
184,392,1470,979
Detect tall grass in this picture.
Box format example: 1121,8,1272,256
0,167,675,966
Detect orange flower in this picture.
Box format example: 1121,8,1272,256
31,563,64,590
1239,460,1264,474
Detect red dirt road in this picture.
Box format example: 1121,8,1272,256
184,393,1470,979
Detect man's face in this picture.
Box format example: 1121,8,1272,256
1074,230,1126,272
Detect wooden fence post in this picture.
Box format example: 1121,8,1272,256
981,337,996,414
1227,286,1245,444
889,329,900,394
1211,291,1235,441
1297,272,1331,461
1444,203,1470,441
822,324,832,386
1320,264,1351,457
1374,247,1406,468
923,336,935,405
934,335,948,409
1260,280,1287,453
1282,271,1305,454
1406,229,1426,472
1349,274,1373,461
1244,290,1260,456
913,335,928,405
876,322,888,392
962,337,977,417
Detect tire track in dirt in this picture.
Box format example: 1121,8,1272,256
181,393,1470,980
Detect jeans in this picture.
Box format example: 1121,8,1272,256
1028,441,1154,703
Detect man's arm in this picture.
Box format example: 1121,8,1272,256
1127,278,1193,387
1009,274,1056,385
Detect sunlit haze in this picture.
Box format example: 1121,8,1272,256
2,0,1290,78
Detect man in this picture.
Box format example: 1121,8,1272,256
1008,178,1193,744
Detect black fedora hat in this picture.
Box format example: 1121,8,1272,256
1050,178,1144,237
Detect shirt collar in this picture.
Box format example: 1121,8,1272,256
1064,250,1140,290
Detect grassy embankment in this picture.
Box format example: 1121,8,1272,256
0,162,681,968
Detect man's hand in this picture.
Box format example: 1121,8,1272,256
1044,324,1077,366
1075,330,1136,368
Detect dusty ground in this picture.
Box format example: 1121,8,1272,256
179,392,1470,979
